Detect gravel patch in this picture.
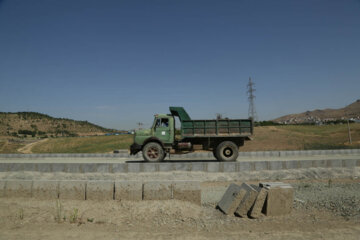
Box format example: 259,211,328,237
293,182,360,220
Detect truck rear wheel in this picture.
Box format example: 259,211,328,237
142,142,165,162
216,141,238,162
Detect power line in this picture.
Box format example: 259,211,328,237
247,77,258,121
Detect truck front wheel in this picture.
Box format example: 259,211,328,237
142,142,165,162
216,141,238,162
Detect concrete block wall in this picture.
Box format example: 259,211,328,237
0,158,359,174
0,180,201,204
1,149,360,160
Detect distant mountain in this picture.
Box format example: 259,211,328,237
273,100,360,124
0,112,116,137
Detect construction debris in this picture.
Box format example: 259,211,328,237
217,182,294,219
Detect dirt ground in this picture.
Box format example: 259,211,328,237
0,180,359,240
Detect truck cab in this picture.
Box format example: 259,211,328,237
130,114,176,161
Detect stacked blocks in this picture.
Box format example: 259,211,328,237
217,182,294,218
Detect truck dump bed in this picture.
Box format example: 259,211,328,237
181,119,253,138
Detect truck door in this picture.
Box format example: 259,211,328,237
154,117,171,143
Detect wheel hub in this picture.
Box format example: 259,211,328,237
223,147,233,157
147,147,159,159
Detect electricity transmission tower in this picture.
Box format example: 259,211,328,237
137,122,143,130
247,77,258,121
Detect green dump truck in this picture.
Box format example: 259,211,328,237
130,107,253,162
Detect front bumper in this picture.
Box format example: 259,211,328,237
130,143,142,155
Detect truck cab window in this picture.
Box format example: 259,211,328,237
161,118,169,127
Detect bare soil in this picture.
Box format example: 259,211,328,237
0,179,359,240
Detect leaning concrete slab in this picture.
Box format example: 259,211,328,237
59,180,86,200
143,181,172,200
5,180,33,198
249,187,268,219
32,180,59,199
86,181,114,200
173,181,201,205
115,181,143,201
217,183,247,215
235,183,258,217
263,183,294,216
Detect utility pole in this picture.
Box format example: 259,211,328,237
137,122,143,130
247,77,258,121
347,119,352,144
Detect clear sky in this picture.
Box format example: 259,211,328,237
1,0,359,130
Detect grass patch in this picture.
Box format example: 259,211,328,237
0,138,25,153
32,135,132,153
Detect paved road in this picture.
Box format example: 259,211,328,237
0,154,359,163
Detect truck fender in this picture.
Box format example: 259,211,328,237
143,137,164,149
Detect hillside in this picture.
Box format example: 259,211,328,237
0,112,116,137
274,100,360,124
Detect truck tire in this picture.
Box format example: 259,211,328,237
216,141,238,162
142,142,165,162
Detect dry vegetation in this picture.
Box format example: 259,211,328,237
30,135,133,153
1,124,359,154
242,123,360,151
0,112,114,137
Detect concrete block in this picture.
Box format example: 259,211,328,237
81,164,97,172
173,181,201,205
269,161,283,170
299,160,312,169
52,164,66,172
143,163,158,172
223,162,237,172
112,163,127,173
5,180,33,198
263,183,294,216
96,164,110,173
59,180,86,200
23,163,36,171
207,162,220,172
0,180,5,197
329,159,342,168
286,160,299,169
192,162,205,171
143,181,172,200
10,163,24,171
0,163,8,172
217,183,246,215
115,181,143,201
249,187,268,219
238,162,251,171
254,161,268,171
127,163,140,172
38,163,52,172
235,183,258,217
32,180,59,199
86,181,114,200
159,163,172,172
65,163,81,173
174,162,189,171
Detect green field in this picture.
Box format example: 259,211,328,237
31,135,133,153
1,124,359,153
